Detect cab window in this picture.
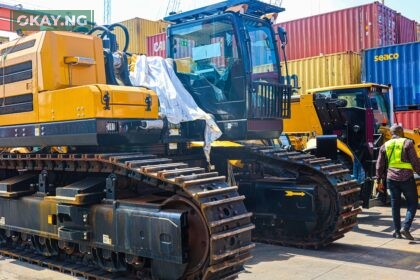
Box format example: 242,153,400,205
170,17,243,102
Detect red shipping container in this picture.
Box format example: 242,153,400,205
0,7,11,20
275,2,414,60
0,7,11,32
147,32,166,57
395,110,420,130
396,14,417,43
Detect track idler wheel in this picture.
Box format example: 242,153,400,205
125,254,146,270
20,232,32,248
92,247,128,272
58,240,77,255
0,229,6,245
32,236,59,256
152,196,210,280
4,230,22,246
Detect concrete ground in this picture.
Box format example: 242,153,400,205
0,206,418,280
240,206,420,280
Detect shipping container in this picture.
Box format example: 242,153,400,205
147,32,166,57
417,23,420,41
115,18,168,54
395,110,420,130
0,7,10,32
276,2,416,60
396,14,417,43
281,52,361,95
146,32,198,60
362,42,420,110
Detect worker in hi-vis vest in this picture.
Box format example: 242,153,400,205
376,125,420,240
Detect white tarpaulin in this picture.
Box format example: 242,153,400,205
129,55,222,162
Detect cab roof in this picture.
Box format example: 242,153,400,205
164,0,284,23
306,83,389,94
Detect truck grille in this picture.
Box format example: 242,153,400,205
249,81,291,119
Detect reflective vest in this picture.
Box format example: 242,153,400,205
385,138,413,170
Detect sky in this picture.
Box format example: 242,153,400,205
1,0,419,38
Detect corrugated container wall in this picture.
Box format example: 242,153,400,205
115,18,168,54
396,14,417,43
147,32,166,57
276,2,416,60
281,52,361,95
362,42,420,110
147,33,197,59
395,110,420,130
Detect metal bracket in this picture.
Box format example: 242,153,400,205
145,94,152,111
106,173,117,199
103,91,111,110
38,170,52,195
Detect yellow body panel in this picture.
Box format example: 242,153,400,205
0,31,106,97
0,107,39,126
38,31,106,91
336,139,355,161
37,85,158,123
283,94,323,135
0,31,158,127
1,84,158,126
38,85,100,122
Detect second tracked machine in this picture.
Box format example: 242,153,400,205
0,0,361,279
163,0,361,247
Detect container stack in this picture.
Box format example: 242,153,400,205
276,3,417,60
280,52,361,95
145,2,418,128
362,42,420,129
274,1,418,128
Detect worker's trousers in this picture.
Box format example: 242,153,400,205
387,177,418,232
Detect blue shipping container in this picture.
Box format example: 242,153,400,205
362,42,420,110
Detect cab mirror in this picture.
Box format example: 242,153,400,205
277,26,287,45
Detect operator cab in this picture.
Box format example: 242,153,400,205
309,83,391,162
165,0,292,140
311,84,391,128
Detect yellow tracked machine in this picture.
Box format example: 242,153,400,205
0,1,362,279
